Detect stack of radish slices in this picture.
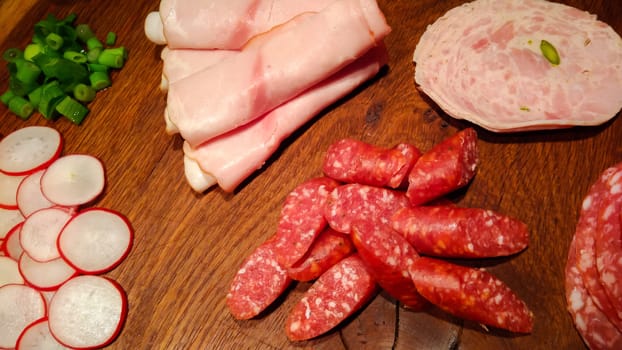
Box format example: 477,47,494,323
0,126,133,349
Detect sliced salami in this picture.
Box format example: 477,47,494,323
566,236,622,349
406,128,478,206
409,257,534,333
287,228,354,282
285,254,377,341
226,238,292,320
351,220,427,310
391,206,529,258
272,177,340,267
322,138,421,188
324,183,411,234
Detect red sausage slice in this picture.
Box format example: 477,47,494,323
409,257,534,333
226,238,292,320
287,228,354,282
324,184,411,234
406,128,478,206
351,220,427,310
273,177,340,267
391,206,529,258
285,254,377,341
322,138,421,188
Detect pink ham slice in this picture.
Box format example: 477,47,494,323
413,0,622,132
146,0,335,49
183,44,389,192
166,0,390,147
159,48,236,92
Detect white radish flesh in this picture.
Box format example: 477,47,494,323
48,275,127,349
16,318,70,350
16,169,55,217
0,126,63,176
0,207,24,239
20,207,72,262
0,284,46,349
19,253,77,291
0,171,26,209
3,222,23,260
0,255,24,287
40,154,105,207
59,208,133,274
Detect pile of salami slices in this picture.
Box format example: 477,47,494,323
566,163,622,349
0,126,132,349
227,128,534,341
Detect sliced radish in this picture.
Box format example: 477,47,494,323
0,256,24,287
41,290,56,310
0,171,26,209
0,284,46,349
48,275,127,349
16,169,55,217
16,318,70,350
18,253,77,291
40,154,105,207
0,126,63,176
0,207,24,239
4,222,24,260
20,207,72,262
58,208,133,274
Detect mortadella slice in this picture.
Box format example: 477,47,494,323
182,44,389,192
167,0,391,147
145,0,335,49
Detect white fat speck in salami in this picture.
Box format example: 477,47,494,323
413,0,622,132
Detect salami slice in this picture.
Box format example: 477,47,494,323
409,257,534,333
272,177,340,267
391,206,529,258
566,236,622,349
406,128,479,206
226,238,292,320
595,164,622,320
351,220,427,310
574,164,622,330
287,228,354,282
285,254,378,341
322,139,421,188
324,183,411,234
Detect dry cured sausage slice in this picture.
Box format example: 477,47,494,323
322,139,421,188
406,128,478,206
351,220,427,310
409,257,534,333
285,254,377,341
287,228,354,282
391,206,529,258
272,177,340,268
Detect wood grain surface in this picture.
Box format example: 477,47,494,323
1,0,621,349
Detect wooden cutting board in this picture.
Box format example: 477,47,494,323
1,0,621,349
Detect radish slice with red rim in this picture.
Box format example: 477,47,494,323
16,318,70,350
16,169,55,217
20,207,73,262
40,154,105,207
18,253,77,291
0,207,24,239
0,126,63,176
58,208,133,274
48,275,127,349
0,171,26,209
3,222,23,260
0,255,24,287
0,284,46,349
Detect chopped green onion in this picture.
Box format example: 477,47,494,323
27,86,43,108
75,23,95,42
9,76,38,96
63,51,87,64
38,81,66,119
1,90,15,105
105,32,117,46
97,49,124,68
15,59,42,84
33,55,89,84
89,71,111,90
62,13,77,25
45,33,64,51
55,95,88,124
88,63,109,73
540,40,560,66
3,48,23,63
86,37,103,50
73,83,96,102
24,44,43,61
87,47,102,63
8,96,34,119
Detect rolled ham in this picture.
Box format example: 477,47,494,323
160,47,236,91
166,0,391,147
183,44,389,192
145,0,336,49
413,0,622,132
